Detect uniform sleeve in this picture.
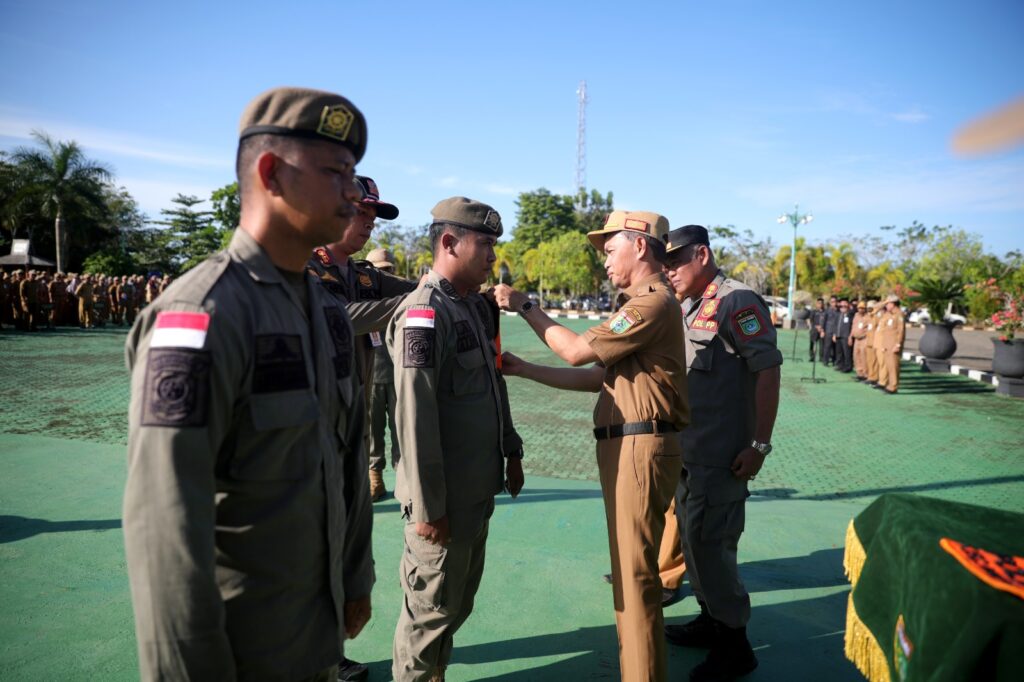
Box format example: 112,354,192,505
341,383,375,602
346,296,406,335
896,314,906,347
582,295,663,367
378,270,418,298
123,300,243,681
718,291,784,373
387,302,448,523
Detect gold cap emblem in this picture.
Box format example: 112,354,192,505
318,104,354,142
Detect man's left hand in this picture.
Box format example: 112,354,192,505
344,595,371,640
730,447,766,481
505,456,524,498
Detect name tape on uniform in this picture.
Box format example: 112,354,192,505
151,311,210,349
406,308,436,328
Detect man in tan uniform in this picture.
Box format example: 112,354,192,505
865,301,882,386
123,87,374,682
76,275,94,328
851,301,869,380
494,210,688,682
388,197,524,682
19,270,41,331
875,294,906,394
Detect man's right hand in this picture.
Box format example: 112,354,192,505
491,284,528,312
500,351,526,377
416,516,450,545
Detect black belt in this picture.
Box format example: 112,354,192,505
593,420,678,441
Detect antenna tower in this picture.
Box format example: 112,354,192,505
575,80,588,200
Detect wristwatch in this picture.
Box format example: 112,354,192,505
750,440,773,456
505,447,524,459
519,300,534,316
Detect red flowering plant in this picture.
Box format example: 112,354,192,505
975,278,1024,341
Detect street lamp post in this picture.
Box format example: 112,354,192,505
776,204,814,326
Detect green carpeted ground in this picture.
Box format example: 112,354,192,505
1,319,1022,680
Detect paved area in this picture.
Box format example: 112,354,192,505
1,321,1022,680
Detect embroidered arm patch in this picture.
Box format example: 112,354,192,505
691,299,720,332
142,348,211,427
404,328,434,368
609,307,643,334
732,306,768,338
455,320,480,352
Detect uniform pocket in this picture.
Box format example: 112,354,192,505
452,350,488,395
699,484,748,543
402,526,447,611
688,337,714,372
233,391,319,480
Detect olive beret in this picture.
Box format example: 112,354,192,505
586,210,669,249
239,86,367,162
430,196,503,237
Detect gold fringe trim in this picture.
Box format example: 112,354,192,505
844,592,890,682
844,519,867,586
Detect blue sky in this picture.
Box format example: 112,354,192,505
2,0,1022,256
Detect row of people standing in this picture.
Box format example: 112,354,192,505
809,294,906,393
0,269,171,331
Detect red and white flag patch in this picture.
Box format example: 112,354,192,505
406,308,436,329
151,311,210,349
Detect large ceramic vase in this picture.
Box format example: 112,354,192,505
992,338,1024,378
918,322,957,373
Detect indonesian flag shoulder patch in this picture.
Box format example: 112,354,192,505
609,307,643,334
405,307,436,329
151,311,210,349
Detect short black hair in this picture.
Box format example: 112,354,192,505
430,222,471,253
816,297,825,303
235,133,302,196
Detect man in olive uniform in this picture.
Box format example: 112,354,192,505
366,248,403,478
876,294,905,394
494,210,688,682
833,299,854,372
123,87,374,682
809,298,826,362
822,296,839,366
388,197,524,682
661,225,782,681
307,175,416,504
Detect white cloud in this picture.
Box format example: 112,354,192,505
435,175,460,188
0,110,230,170
892,109,929,124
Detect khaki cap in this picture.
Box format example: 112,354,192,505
431,196,503,237
586,210,670,249
366,248,395,270
239,86,367,162
885,294,900,304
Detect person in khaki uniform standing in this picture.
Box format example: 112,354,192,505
76,275,94,328
865,301,883,386
875,294,906,394
661,225,782,682
851,301,869,380
494,210,688,682
388,197,524,682
123,87,374,682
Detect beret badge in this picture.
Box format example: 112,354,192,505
318,104,355,142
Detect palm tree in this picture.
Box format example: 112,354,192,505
10,131,112,272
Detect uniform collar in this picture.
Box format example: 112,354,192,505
425,269,463,300
229,228,289,284
623,272,669,301
700,270,726,299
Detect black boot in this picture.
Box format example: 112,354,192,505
665,603,719,649
337,657,369,681
689,624,758,681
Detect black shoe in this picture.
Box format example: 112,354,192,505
873,384,885,390
885,389,898,395
689,625,758,681
666,607,718,649
662,587,679,606
337,657,369,682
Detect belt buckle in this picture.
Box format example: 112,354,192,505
651,420,661,436
596,425,610,440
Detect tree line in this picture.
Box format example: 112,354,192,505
2,131,1021,324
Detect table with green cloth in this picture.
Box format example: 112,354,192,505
843,493,1024,681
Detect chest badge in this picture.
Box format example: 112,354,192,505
691,298,720,332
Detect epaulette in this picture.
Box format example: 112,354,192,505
161,251,232,307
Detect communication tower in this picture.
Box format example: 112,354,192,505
575,80,588,200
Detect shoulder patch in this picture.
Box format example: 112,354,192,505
733,306,768,338
609,307,643,334
253,334,309,392
151,311,210,349
403,328,434,368
406,307,435,329
358,272,373,288
142,348,211,427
